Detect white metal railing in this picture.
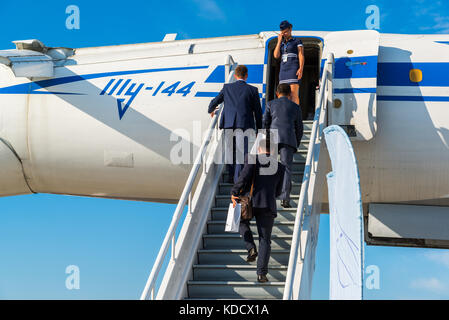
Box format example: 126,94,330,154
283,53,335,300
140,55,237,300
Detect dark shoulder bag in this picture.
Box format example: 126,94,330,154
240,165,257,221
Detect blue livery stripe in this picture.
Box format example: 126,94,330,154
319,59,449,87
377,62,449,87
15,91,84,95
334,88,376,94
334,56,378,79
378,95,449,102
194,91,218,97
195,91,264,98
0,65,209,94
321,56,378,79
205,66,226,83
205,64,264,84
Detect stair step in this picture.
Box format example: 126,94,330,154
184,297,269,300
293,151,307,162
214,195,299,209
223,172,303,183
302,132,312,140
288,162,306,171
207,220,294,235
197,249,290,265
222,163,305,178
182,125,313,300
220,158,307,184
211,207,296,222
293,162,306,170
303,122,313,130
218,182,302,195
297,142,309,151
203,234,292,250
192,264,288,281
187,281,285,299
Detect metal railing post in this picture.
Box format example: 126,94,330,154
283,53,334,300
140,56,237,300
188,192,192,215
326,54,334,126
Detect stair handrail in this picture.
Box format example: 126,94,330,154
283,53,334,300
140,55,237,300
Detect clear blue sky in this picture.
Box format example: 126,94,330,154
1,0,449,299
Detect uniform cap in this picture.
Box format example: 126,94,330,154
280,20,292,30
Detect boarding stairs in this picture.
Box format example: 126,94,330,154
184,123,310,299
140,53,334,300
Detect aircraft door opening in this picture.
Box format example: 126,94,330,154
265,36,323,121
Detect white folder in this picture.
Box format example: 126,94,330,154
225,203,241,233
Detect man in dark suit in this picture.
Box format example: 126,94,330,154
231,137,285,283
263,83,303,208
208,65,263,183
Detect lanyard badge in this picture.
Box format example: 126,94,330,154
282,41,288,62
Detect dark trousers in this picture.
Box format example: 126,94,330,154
239,207,275,275
279,143,296,201
225,132,249,183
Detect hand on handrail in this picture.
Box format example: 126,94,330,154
210,107,220,118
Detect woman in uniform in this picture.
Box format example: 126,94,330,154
273,20,304,106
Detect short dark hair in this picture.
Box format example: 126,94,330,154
235,65,248,78
276,83,291,96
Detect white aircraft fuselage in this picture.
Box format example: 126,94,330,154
0,30,448,208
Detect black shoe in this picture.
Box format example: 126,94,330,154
281,200,292,208
257,274,269,283
246,248,258,262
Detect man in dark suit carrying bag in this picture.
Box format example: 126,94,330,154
231,137,284,283
263,83,303,208
208,65,263,183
